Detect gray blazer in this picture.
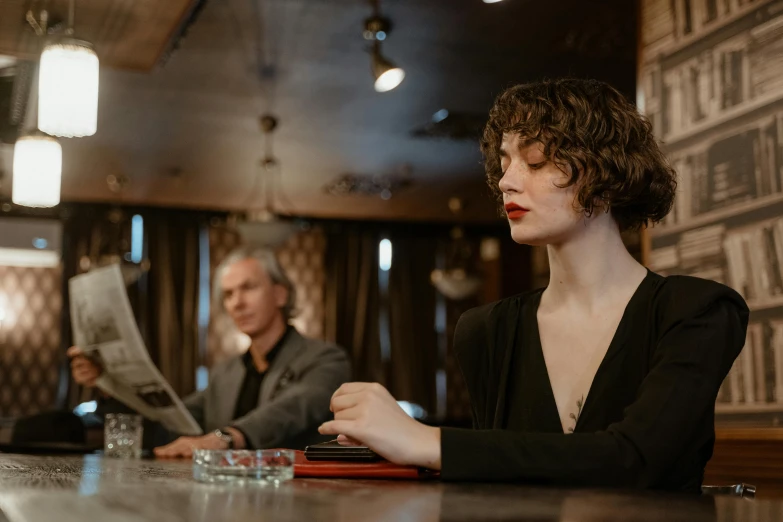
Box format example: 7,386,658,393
183,329,351,449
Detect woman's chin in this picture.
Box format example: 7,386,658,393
509,227,548,246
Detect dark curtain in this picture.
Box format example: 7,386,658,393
60,204,208,409
138,209,201,398
323,221,523,422
59,205,132,409
324,224,381,383
387,233,438,415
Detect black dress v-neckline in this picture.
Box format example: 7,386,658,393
441,269,750,490
504,270,654,434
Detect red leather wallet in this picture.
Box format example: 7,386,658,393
292,450,439,480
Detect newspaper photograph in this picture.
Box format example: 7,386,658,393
69,264,202,436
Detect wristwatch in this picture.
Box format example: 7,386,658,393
214,428,235,449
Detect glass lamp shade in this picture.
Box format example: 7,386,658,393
12,132,62,208
38,38,99,137
372,51,405,93
430,268,482,300
237,214,299,248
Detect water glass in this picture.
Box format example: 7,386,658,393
104,413,143,459
193,449,295,485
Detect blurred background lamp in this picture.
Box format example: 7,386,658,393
38,37,99,137
12,131,62,208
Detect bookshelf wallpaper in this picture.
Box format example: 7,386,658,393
640,0,783,421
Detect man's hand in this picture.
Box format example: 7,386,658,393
318,382,442,470
67,346,102,388
154,427,246,459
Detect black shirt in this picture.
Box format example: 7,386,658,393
440,271,749,492
232,326,292,420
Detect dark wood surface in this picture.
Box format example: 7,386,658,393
706,428,783,499
0,0,197,71
0,454,775,521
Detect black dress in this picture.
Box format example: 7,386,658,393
440,271,749,493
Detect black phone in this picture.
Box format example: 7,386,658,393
304,439,381,462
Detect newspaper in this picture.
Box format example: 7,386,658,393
69,264,202,436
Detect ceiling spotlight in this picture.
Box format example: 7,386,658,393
372,45,405,92
363,5,404,93
483,0,504,3
363,15,392,41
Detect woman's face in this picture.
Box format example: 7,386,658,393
497,132,586,246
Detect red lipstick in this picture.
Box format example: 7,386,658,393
504,202,529,220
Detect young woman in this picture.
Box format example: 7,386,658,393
319,78,749,493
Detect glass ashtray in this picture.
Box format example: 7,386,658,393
192,449,295,485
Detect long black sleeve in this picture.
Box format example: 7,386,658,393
440,278,748,489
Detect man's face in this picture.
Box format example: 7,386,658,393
220,258,287,337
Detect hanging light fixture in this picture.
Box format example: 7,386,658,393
430,199,484,301
12,131,62,208
431,226,483,301
38,0,99,137
237,115,298,248
371,43,405,93
363,2,405,93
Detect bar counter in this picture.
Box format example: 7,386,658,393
0,454,775,521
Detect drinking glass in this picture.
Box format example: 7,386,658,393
104,413,143,459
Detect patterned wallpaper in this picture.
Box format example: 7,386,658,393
0,266,62,417
0,221,326,416
207,225,327,367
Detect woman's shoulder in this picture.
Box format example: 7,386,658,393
646,271,749,328
457,289,543,331
454,289,543,359
452,290,544,389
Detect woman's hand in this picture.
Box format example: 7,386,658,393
318,382,442,470
67,346,102,388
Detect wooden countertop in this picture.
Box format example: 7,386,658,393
715,428,783,441
0,453,768,521
706,427,783,499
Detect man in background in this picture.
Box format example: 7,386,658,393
69,247,351,456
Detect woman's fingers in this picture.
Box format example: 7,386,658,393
334,404,366,422
329,391,366,412
318,420,355,437
336,434,363,445
331,382,376,399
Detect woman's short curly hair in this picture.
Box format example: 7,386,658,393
481,78,677,231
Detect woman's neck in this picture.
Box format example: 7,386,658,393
543,213,646,313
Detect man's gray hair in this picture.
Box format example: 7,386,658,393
213,247,297,321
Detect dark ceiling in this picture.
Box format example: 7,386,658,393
0,0,637,222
